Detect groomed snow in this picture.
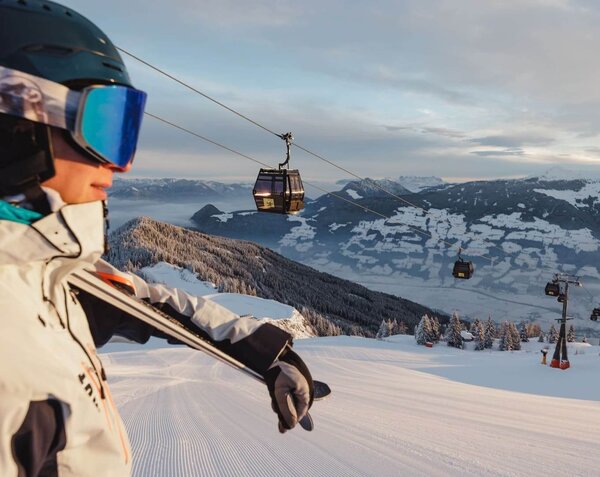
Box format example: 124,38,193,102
102,335,600,477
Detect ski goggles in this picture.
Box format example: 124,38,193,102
0,65,147,169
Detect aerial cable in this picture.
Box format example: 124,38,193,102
127,52,600,308
144,112,268,168
127,49,583,275
117,47,280,139
120,47,498,261
143,111,494,262
118,47,432,213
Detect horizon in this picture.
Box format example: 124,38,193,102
114,165,597,186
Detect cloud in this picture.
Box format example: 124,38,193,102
385,124,467,140
470,135,555,148
60,0,600,182
471,149,525,157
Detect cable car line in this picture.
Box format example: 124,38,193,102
144,112,268,168
118,47,439,215
120,47,494,267
117,44,600,315
144,111,494,261
117,47,280,139
127,50,593,282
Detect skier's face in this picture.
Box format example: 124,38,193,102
42,128,130,204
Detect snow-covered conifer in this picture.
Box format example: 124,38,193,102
567,325,576,343
445,312,463,349
519,322,529,342
398,321,408,335
376,319,389,340
430,316,441,342
498,322,512,351
415,314,433,345
509,322,521,350
473,319,485,351
548,323,558,344
538,331,545,343
484,317,496,349
390,318,400,335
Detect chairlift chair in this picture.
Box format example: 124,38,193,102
590,308,600,322
252,132,305,215
544,282,560,297
557,293,566,303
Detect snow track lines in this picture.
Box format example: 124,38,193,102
103,340,600,477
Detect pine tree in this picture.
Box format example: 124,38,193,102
446,312,463,349
390,318,400,336
484,317,496,349
415,314,432,345
567,325,576,343
473,319,485,351
498,322,513,351
527,323,541,339
548,323,558,344
398,321,408,335
430,316,441,342
509,322,521,350
376,319,389,340
538,331,545,343
519,322,529,342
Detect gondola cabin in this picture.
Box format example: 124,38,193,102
557,293,566,303
544,282,560,296
590,308,600,322
252,168,304,214
452,259,474,279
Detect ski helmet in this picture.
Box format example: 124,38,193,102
0,0,142,211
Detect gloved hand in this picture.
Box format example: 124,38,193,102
264,346,314,433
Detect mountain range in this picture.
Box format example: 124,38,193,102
189,175,600,336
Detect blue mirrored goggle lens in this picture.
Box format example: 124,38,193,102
80,86,147,168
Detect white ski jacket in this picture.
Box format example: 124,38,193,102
0,196,291,477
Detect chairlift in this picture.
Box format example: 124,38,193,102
590,308,600,322
452,249,474,279
557,293,566,303
544,281,560,297
252,132,304,214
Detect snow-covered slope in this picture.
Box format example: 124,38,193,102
101,336,600,476
138,262,314,339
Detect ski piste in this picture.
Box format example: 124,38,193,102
68,269,331,431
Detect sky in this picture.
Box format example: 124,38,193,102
63,0,600,185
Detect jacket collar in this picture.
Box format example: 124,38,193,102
0,193,105,273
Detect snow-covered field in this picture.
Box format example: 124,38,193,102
102,336,600,476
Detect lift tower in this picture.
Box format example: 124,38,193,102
544,273,581,370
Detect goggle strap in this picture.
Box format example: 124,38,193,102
0,65,79,130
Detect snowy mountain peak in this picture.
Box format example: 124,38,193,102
395,175,446,193
529,167,597,182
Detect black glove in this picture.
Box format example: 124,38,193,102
264,346,314,433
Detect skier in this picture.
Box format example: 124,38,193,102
0,2,314,476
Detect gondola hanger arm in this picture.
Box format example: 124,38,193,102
278,132,293,170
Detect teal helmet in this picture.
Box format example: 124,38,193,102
0,0,131,86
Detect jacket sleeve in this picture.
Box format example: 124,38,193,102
83,260,293,375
